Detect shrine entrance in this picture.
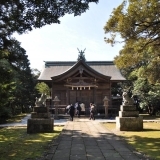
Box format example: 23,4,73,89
50,59,112,116
69,89,94,115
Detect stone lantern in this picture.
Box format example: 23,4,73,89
53,96,60,119
103,96,109,118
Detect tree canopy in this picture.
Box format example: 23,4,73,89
0,0,99,118
104,0,160,84
104,0,160,47
1,0,98,50
35,82,50,96
0,39,37,117
104,0,160,111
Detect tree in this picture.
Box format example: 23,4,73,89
104,0,160,111
31,69,40,80
132,78,160,113
104,0,160,47
104,0,160,81
0,39,36,117
1,0,98,50
0,59,16,118
35,82,50,96
0,0,99,118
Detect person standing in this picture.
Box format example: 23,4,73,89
89,103,95,120
76,102,82,118
80,102,85,115
68,104,75,121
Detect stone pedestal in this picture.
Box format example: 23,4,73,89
27,118,54,133
27,106,54,133
116,105,143,131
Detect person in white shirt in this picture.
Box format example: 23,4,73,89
89,103,95,120
80,102,85,115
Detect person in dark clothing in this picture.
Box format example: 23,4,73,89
68,104,75,121
76,103,82,118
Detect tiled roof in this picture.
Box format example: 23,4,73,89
38,61,126,81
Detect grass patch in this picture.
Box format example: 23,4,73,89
6,113,27,123
0,126,63,160
103,122,160,160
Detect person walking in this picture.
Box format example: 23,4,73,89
68,104,75,121
74,102,78,115
66,104,70,114
89,103,95,120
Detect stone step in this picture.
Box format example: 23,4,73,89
33,106,49,113
120,105,137,111
119,111,139,117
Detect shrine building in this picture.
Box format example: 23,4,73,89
38,52,126,116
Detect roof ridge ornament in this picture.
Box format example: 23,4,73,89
77,48,86,61
79,68,83,74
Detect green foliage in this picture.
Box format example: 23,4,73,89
0,0,98,50
104,0,160,83
0,0,98,118
0,39,37,118
5,113,27,123
0,107,12,120
104,0,160,108
104,0,160,47
131,78,160,110
35,82,50,95
0,59,16,117
111,82,124,96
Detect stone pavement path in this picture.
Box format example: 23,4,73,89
40,119,150,160
0,114,68,127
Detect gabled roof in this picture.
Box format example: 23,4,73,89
51,59,111,82
38,60,126,81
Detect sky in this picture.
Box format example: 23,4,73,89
13,0,123,71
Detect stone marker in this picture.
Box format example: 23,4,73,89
116,92,143,131
27,94,54,133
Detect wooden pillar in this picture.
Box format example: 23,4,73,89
51,82,54,106
93,87,97,104
109,80,112,107
66,87,69,105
